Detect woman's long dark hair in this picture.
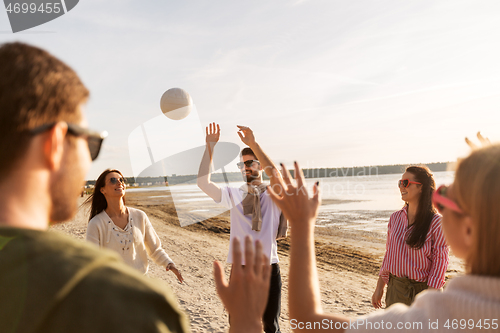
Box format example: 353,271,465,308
405,165,437,249
83,169,126,222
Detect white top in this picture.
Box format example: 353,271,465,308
86,207,174,274
215,186,281,265
346,275,500,332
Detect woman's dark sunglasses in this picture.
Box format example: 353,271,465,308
30,122,108,161
237,160,260,169
109,177,125,185
398,179,422,188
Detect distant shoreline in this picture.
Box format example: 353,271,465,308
85,161,454,186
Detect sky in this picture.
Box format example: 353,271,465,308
1,0,500,180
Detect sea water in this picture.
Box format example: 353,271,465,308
127,171,455,233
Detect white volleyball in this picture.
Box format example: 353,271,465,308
160,88,193,120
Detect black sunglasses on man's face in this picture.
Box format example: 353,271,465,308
30,122,108,161
236,160,260,169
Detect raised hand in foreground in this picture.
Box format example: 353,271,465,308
465,131,490,150
213,236,271,333
267,162,350,332
266,161,321,229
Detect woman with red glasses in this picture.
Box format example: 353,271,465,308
84,169,183,283
263,146,500,332
372,166,449,308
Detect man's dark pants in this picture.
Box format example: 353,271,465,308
263,263,282,333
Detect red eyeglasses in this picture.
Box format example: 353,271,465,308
398,179,422,188
432,185,463,214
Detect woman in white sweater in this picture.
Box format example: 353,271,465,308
85,169,183,282
264,143,500,332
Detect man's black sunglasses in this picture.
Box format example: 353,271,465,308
237,160,260,169
30,122,108,161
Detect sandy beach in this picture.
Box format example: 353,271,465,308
52,190,465,333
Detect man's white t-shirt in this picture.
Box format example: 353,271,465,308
215,186,281,265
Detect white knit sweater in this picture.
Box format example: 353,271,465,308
347,275,500,332
86,207,174,274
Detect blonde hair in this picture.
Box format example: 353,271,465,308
454,144,500,277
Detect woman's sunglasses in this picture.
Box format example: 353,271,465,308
109,177,125,185
236,160,260,169
398,179,422,188
30,122,108,161
432,185,463,214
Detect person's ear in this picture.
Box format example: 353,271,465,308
43,122,68,171
462,215,474,250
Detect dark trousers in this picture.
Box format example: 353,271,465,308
263,263,282,333
230,263,282,333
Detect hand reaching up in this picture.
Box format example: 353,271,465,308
206,122,220,144
465,131,490,150
266,161,321,231
236,125,256,147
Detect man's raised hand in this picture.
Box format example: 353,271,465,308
237,125,256,147
206,122,220,144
